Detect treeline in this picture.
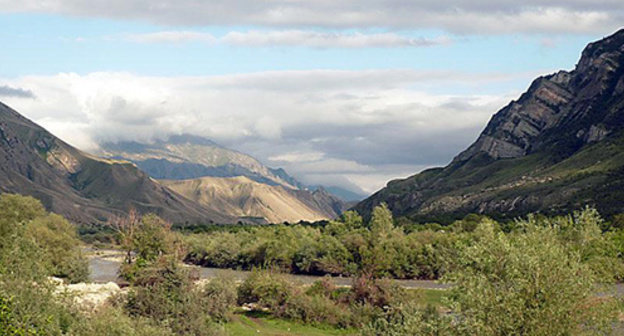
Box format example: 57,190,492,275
184,204,624,282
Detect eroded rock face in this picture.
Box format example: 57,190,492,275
454,29,624,163
353,29,624,221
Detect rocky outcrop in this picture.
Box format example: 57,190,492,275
354,29,624,221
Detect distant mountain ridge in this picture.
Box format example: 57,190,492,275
354,29,624,221
0,102,234,225
101,135,351,222
162,176,345,224
100,135,300,189
101,135,367,202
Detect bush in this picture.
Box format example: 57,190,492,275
279,294,353,328
0,194,89,283
199,274,237,322
445,220,620,335
118,213,185,282
125,257,225,336
73,306,175,336
236,270,295,308
349,275,406,308
361,303,451,336
26,214,89,283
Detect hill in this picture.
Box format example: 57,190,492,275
0,102,233,225
101,135,350,222
354,29,624,222
162,176,345,224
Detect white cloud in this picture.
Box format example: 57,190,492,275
0,1,622,34
118,30,449,48
221,30,450,48
269,151,326,163
124,31,217,44
0,69,531,192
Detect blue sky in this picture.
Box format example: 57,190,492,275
1,13,598,78
0,1,622,194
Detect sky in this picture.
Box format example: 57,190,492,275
0,1,622,195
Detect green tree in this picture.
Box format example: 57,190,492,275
365,203,403,276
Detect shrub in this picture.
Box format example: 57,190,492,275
26,214,89,283
445,220,620,336
198,274,237,322
279,293,353,328
73,306,175,336
125,257,225,336
236,270,295,308
349,275,406,308
361,303,451,336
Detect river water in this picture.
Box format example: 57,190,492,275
87,249,450,290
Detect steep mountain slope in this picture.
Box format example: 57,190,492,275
100,135,300,189
162,176,345,224
0,102,233,225
101,135,349,222
308,185,367,202
354,29,624,221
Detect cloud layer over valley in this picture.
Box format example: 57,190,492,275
0,70,530,193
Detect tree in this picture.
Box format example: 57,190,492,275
365,203,403,277
111,208,141,264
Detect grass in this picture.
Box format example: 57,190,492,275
225,311,356,336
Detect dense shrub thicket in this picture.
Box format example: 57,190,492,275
185,204,624,282
363,212,623,335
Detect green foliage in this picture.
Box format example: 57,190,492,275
0,194,89,283
361,303,451,336
26,214,89,283
117,212,185,282
185,203,455,279
199,274,238,322
73,306,175,336
125,256,227,336
237,270,295,308
0,296,25,336
0,194,46,245
445,218,620,336
133,214,177,262
236,270,414,329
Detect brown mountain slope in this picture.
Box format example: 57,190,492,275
162,176,343,223
0,102,233,225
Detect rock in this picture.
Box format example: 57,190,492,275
353,28,624,221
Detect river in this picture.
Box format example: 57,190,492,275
86,248,450,290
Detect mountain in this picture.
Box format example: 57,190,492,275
101,135,348,222
0,102,233,225
100,136,362,202
309,185,367,202
354,29,624,222
100,135,301,189
162,176,345,224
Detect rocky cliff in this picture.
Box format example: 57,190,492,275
354,29,624,221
